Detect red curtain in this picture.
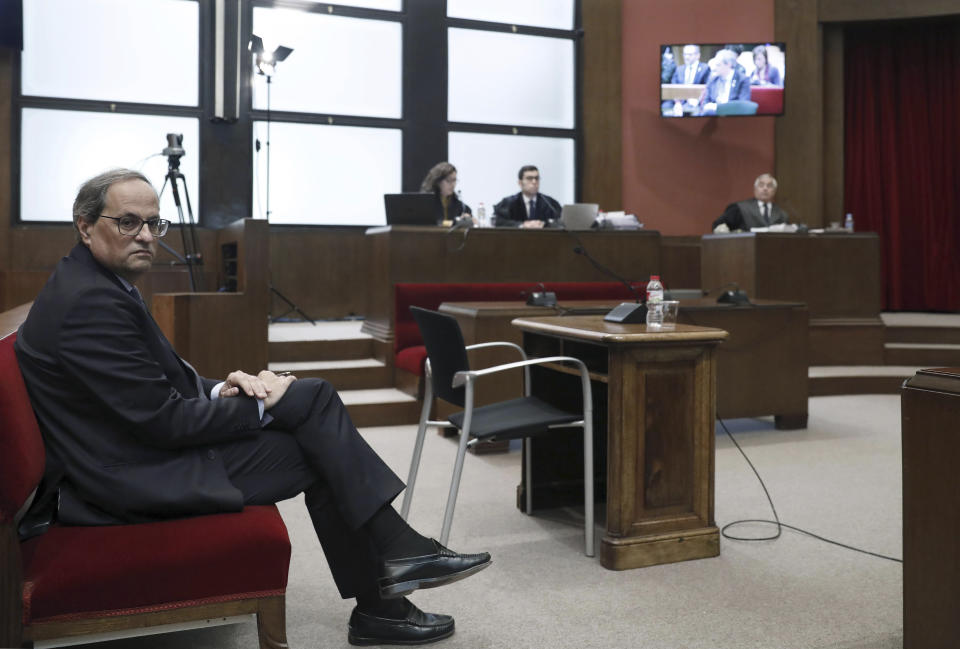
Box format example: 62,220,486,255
844,19,960,311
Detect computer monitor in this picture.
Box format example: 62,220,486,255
383,193,438,226
560,203,599,230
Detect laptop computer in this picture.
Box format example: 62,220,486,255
560,203,600,230
383,193,439,226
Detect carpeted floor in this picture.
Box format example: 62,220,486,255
80,394,904,649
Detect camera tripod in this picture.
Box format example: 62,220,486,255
157,135,202,292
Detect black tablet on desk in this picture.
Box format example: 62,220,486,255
384,193,438,226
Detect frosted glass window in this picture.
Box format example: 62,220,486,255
21,0,198,106
447,132,574,213
303,0,401,9
448,0,574,30
252,121,401,225
20,109,199,223
252,8,401,118
448,29,574,128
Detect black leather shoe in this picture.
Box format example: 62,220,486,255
348,600,454,646
379,539,491,599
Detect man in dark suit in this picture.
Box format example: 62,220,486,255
671,44,711,85
15,168,491,646
663,44,712,116
712,173,789,232
492,165,562,228
698,48,752,116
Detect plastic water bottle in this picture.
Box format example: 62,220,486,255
844,212,854,232
645,275,664,328
476,202,486,227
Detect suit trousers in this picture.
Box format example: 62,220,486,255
214,378,405,598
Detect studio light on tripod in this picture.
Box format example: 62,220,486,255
248,34,293,77
247,33,294,224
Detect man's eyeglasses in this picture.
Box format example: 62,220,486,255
99,215,171,237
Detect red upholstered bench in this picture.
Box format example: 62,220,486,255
393,282,641,380
0,325,292,648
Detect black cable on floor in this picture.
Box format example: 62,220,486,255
718,418,902,563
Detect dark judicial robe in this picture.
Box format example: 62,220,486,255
492,192,561,227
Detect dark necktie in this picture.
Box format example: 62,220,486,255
528,198,536,219
762,203,770,225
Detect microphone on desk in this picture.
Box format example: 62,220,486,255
571,245,648,324
703,281,751,306
525,282,557,307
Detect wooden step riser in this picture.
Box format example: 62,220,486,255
885,326,960,345
809,375,907,396
347,401,421,428
275,366,392,391
884,347,960,367
269,338,374,362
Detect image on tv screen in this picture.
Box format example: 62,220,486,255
660,42,785,117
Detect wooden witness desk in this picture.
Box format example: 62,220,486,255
512,316,727,570
440,298,808,427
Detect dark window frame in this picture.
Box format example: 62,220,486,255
10,0,583,228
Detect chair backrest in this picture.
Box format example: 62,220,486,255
409,307,469,407
0,332,46,525
717,100,759,116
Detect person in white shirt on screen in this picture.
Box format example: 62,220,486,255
699,49,752,116
667,44,711,116
712,173,789,232
492,165,562,229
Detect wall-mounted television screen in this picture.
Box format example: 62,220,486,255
660,42,785,117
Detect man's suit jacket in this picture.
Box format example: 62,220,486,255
712,199,788,231
701,70,752,108
492,192,561,228
671,62,711,85
15,244,262,529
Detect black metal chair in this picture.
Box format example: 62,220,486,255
399,306,595,556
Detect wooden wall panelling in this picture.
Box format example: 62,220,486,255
581,0,622,209
269,227,372,320
775,0,823,227
822,24,845,226
0,50,11,297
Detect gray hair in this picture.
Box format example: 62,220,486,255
73,168,155,239
754,173,778,189
716,49,738,67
